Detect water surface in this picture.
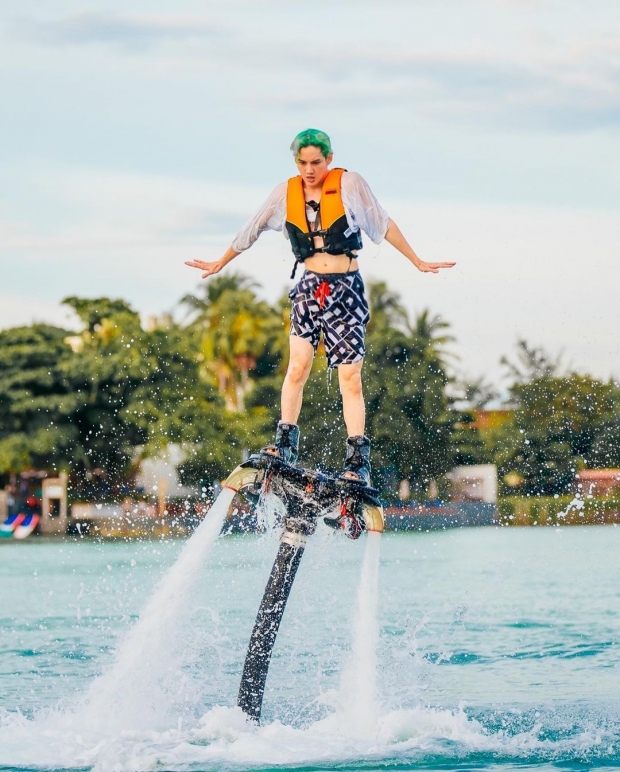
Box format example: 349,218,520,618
1,524,619,771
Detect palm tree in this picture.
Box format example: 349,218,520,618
500,339,563,383
179,272,260,320
180,273,279,411
409,309,455,370
367,281,408,333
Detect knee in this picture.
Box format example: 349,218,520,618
339,368,363,397
286,360,310,386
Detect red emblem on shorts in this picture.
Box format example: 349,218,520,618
314,282,331,309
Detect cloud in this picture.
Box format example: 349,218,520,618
0,162,277,258
18,12,224,49
12,7,620,132
259,40,620,131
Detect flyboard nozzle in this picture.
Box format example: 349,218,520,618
224,464,261,493
361,503,385,534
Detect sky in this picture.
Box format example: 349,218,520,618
1,0,619,386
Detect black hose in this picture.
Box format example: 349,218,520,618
237,535,305,722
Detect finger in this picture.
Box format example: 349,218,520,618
185,261,206,269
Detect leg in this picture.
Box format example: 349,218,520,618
281,335,314,424
318,272,371,484
337,360,365,436
338,360,371,484
264,275,318,464
263,335,314,462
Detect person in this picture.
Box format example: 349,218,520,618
186,128,455,485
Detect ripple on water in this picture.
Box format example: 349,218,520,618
0,526,619,771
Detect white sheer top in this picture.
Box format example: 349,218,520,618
231,171,390,253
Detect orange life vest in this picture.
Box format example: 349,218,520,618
285,168,363,277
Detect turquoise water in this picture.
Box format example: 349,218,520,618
1,524,619,771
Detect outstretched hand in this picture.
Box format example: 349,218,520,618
385,220,456,275
185,259,223,279
416,260,456,274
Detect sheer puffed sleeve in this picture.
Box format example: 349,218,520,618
231,182,287,252
341,172,390,244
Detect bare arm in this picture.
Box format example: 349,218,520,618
385,218,455,274
185,246,239,279
185,182,286,280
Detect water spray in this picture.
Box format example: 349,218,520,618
225,453,384,723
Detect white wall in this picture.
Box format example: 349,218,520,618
446,465,498,503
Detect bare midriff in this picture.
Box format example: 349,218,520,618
301,192,359,274
303,253,359,274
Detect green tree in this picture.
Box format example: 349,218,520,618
500,339,563,382
367,301,457,494
62,296,139,333
491,341,620,494
0,325,77,476
181,273,283,412
589,414,620,468
62,297,249,497
60,297,153,495
459,375,499,410
447,375,501,467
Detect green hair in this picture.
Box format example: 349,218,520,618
290,128,332,160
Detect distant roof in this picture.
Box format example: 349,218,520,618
470,409,513,431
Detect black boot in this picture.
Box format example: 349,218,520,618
341,435,371,486
261,422,300,466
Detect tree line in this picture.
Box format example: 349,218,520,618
0,274,619,500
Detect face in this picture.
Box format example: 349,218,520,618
295,145,333,186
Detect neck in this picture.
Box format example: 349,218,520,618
303,180,324,198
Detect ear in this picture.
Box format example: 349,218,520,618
326,152,333,165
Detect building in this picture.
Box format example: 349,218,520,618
575,470,620,497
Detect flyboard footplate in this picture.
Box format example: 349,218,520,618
234,453,384,536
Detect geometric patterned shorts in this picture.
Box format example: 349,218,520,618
289,269,370,368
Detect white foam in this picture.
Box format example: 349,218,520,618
2,699,586,772
79,487,235,734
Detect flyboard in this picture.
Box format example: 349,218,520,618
223,451,384,723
